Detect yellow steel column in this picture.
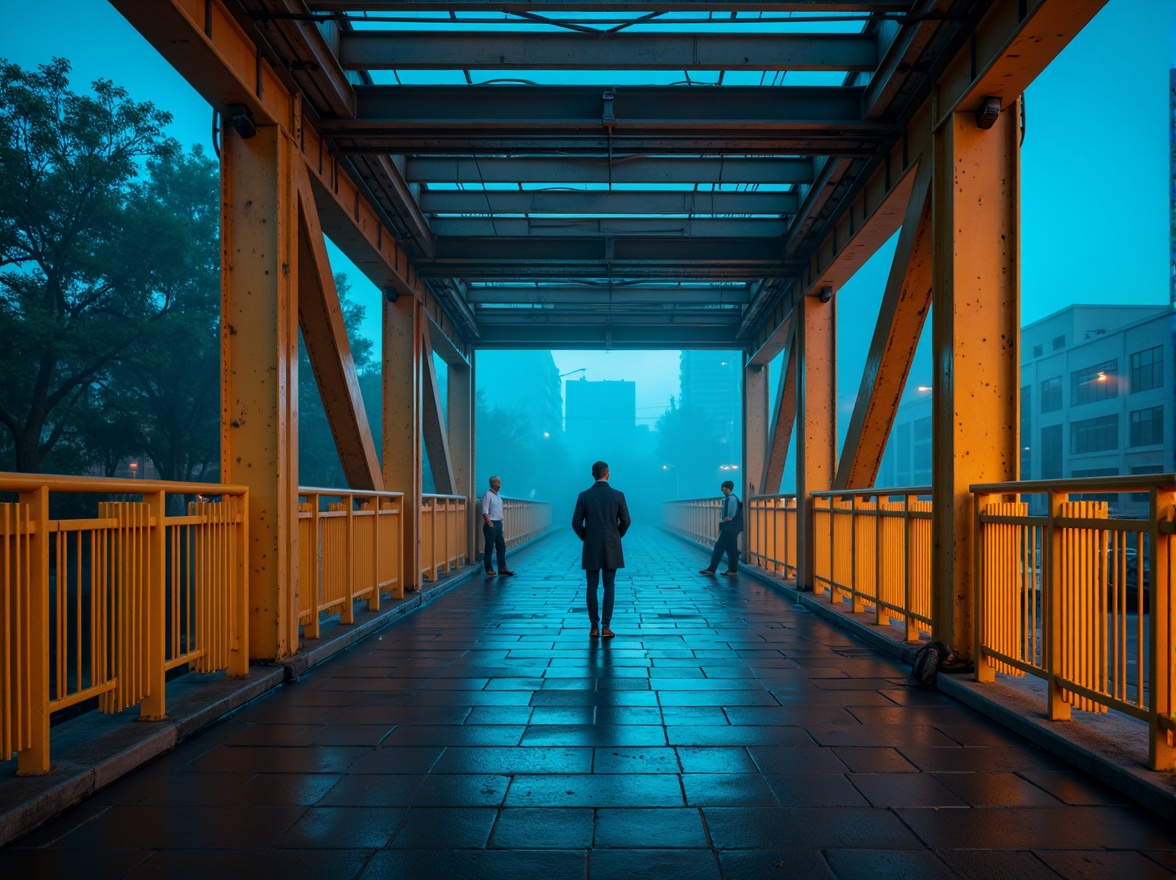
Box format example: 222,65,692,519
743,363,768,500
17,485,48,775
448,359,475,560
384,296,422,590
931,101,1021,658
743,361,768,564
221,124,301,661
796,293,836,590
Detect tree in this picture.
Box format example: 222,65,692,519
0,58,181,472
91,146,222,483
654,398,726,499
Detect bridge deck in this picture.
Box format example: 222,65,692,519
1,526,1172,877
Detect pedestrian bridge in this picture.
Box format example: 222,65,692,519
1,525,1172,872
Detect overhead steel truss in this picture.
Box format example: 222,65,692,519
224,0,992,346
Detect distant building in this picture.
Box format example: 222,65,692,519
881,304,1173,515
475,350,562,437
564,377,636,464
679,350,740,449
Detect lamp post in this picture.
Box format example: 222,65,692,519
662,464,680,499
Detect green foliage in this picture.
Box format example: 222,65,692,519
654,400,727,499
0,57,181,472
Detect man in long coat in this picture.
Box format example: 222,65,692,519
572,460,631,638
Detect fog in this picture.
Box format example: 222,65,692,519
473,349,743,528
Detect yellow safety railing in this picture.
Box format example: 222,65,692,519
974,475,1174,771
502,497,553,548
812,489,934,641
0,474,249,776
746,494,799,579
662,496,724,547
297,488,405,639
421,493,468,583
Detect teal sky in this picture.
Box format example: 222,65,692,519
3,0,1172,428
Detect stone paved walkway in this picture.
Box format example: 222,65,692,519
1,527,1172,878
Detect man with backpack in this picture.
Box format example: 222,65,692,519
699,479,742,577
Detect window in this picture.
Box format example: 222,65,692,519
1130,346,1163,393
1051,335,1065,351
896,422,911,486
1041,425,1063,479
1032,344,1043,358
1129,406,1164,447
913,417,931,484
1070,359,1118,406
1020,385,1032,478
1040,376,1062,413
1071,467,1119,502
1070,414,1118,454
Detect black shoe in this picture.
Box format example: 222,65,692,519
699,569,716,576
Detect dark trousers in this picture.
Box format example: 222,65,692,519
708,528,740,573
585,568,616,626
483,520,505,572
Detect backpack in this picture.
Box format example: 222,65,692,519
730,496,744,532
910,640,952,688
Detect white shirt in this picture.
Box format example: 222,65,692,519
481,490,503,521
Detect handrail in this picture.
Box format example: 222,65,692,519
297,487,406,639
0,474,250,776
973,474,1174,770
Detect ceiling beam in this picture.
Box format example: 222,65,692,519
430,217,788,237
467,285,752,304
420,189,797,215
339,31,877,71
306,1,910,11
320,84,884,154
406,156,815,185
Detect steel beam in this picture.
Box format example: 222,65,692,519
834,160,931,490
930,100,1020,659
220,125,300,661
471,323,744,349
383,296,423,591
308,1,911,10
761,322,797,496
421,321,455,495
295,163,385,492
795,293,835,592
322,84,883,154
420,189,797,216
472,308,738,324
340,31,877,71
430,217,789,238
427,235,786,267
466,285,751,305
406,156,815,185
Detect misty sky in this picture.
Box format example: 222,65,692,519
4,0,1171,436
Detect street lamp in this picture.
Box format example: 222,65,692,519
129,460,139,479
662,464,680,499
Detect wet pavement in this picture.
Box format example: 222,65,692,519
1,526,1172,878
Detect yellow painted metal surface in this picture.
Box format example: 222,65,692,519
297,489,405,634
383,298,423,591
837,161,933,490
746,495,799,579
295,165,384,492
974,475,1175,771
930,102,1021,658
0,476,248,775
221,125,301,661
796,294,836,591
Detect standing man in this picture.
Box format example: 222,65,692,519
572,461,631,638
699,479,741,577
480,475,515,578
